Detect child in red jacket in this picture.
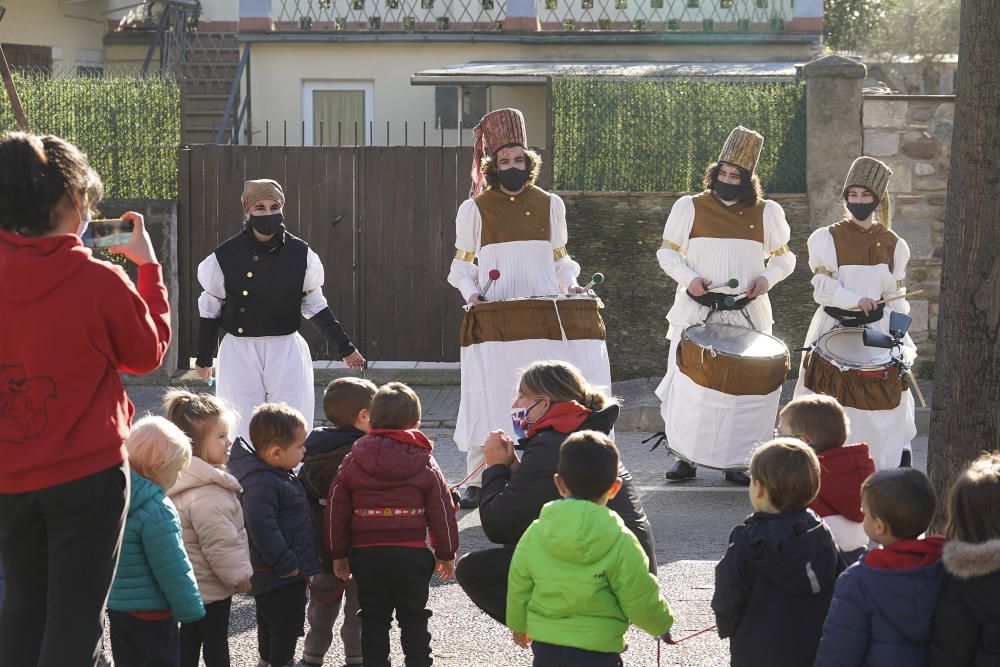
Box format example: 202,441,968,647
779,395,876,563
325,382,459,667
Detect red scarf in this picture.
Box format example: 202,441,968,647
369,429,434,450
865,535,946,570
526,401,592,439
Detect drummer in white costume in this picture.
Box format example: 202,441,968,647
195,179,365,439
656,127,796,485
793,157,917,470
447,108,611,508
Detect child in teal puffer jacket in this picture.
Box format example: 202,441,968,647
108,417,205,667
506,431,674,666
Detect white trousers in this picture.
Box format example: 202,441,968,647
216,332,315,441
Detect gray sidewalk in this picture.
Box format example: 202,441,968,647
128,376,933,434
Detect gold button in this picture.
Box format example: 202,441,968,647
509,196,515,202
749,224,755,229
525,211,531,217
242,290,249,296
252,255,260,262
247,271,253,278
237,327,244,334
876,242,881,246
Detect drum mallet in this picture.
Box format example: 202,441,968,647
907,369,928,408
581,272,604,291
707,278,739,290
847,290,925,311
479,269,501,301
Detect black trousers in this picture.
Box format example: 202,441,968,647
108,610,180,667
454,546,515,624
255,579,307,667
0,462,129,667
531,641,623,667
180,597,232,667
349,546,435,667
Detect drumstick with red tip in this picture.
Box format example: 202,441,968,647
479,269,501,301
581,272,604,291
707,278,739,290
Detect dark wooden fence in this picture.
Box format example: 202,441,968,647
176,145,552,368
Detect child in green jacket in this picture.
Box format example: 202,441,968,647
506,430,674,666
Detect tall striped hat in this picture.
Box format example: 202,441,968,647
718,126,764,175
469,108,528,198
843,156,893,228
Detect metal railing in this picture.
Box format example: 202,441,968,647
274,0,792,31
216,43,252,144
141,0,201,74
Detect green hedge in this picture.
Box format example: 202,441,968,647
552,78,806,193
0,73,180,199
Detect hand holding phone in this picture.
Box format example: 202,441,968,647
107,212,157,266
83,219,134,249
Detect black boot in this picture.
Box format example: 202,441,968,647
458,485,482,509
724,470,751,486
899,450,912,468
665,459,697,481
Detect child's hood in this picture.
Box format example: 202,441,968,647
349,431,433,482
129,469,166,515
0,228,90,302
743,509,841,595
851,552,944,642
168,456,242,497
942,537,1000,579
226,437,275,484
532,498,626,565
818,443,874,477
304,426,366,458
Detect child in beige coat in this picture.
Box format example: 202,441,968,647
165,390,253,667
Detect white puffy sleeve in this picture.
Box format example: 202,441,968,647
808,227,863,309
301,247,330,318
760,199,796,287
655,195,700,288
447,198,482,302
550,194,581,291
884,237,911,316
197,254,226,318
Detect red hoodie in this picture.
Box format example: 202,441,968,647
0,229,170,492
808,443,876,522
866,535,946,569
325,429,459,561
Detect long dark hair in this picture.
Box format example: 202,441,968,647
702,161,763,205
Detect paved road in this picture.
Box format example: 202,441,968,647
107,406,929,666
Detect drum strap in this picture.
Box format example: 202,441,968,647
686,290,757,311
823,304,885,327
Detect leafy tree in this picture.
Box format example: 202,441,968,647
823,0,896,52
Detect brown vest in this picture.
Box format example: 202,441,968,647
475,186,551,247
828,219,899,271
689,190,765,243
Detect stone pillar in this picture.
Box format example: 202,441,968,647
803,55,867,230
239,0,273,31
504,0,540,31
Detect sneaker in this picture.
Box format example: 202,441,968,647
899,450,912,468
458,485,481,509
723,470,751,486
664,459,697,481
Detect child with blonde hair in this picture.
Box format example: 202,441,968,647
108,416,205,667
164,390,252,667
929,453,1000,665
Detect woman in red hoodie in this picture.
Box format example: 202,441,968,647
0,132,171,667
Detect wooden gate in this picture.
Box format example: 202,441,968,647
176,144,550,368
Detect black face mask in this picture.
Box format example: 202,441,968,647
248,212,284,237
713,180,743,202
846,201,879,222
498,166,530,192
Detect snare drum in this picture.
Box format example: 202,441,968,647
677,323,789,396
802,328,908,410
460,295,606,346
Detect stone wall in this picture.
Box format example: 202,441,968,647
560,192,812,380
862,95,953,371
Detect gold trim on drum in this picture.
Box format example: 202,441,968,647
460,297,606,347
769,244,791,256
454,249,476,263
813,266,834,277
661,240,681,251
552,246,568,261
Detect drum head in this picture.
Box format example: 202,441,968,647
815,328,893,369
682,323,788,359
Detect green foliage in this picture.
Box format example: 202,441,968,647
875,0,960,61
551,78,806,193
0,73,180,200
824,0,896,52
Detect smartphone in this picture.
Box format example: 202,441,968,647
83,218,134,249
